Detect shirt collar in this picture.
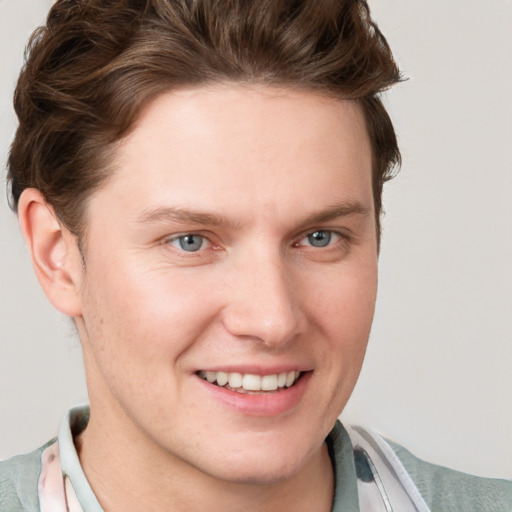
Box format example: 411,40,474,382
58,405,104,512
328,420,360,512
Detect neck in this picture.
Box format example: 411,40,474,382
76,408,334,512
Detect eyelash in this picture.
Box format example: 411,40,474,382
165,229,347,255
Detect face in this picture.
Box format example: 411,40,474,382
75,85,378,484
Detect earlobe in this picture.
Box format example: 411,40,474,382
18,188,83,317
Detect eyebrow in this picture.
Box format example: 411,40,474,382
135,200,370,229
299,201,371,227
135,206,240,229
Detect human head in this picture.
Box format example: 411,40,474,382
7,1,403,494
7,0,401,244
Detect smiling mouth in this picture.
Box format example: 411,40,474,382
197,370,303,394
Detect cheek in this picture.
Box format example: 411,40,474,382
80,255,222,363
78,263,217,417
312,264,377,392
83,260,182,356
311,262,377,339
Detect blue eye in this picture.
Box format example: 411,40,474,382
170,234,207,252
306,231,333,248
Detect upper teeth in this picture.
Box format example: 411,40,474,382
198,370,301,391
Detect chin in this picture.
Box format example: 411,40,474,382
209,456,306,486
191,434,317,486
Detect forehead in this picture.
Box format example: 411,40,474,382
120,84,371,169
88,85,374,228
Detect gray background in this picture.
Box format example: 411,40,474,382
1,1,511,478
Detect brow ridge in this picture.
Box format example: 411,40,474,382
301,201,371,227
136,206,238,228
135,200,370,230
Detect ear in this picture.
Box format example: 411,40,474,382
18,188,83,317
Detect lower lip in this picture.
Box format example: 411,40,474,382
195,372,312,417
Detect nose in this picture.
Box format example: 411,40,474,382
220,251,307,348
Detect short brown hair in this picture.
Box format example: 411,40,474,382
7,0,402,240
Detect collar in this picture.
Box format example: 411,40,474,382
58,405,103,511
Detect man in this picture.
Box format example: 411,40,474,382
1,1,511,511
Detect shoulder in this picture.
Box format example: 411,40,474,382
0,438,56,512
386,438,512,512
